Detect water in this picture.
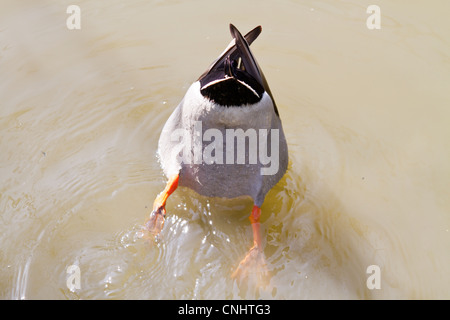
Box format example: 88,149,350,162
1,0,449,299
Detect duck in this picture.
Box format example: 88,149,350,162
145,24,288,280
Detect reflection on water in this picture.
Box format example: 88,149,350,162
1,0,449,299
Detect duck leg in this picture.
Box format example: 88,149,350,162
232,205,269,282
144,174,179,238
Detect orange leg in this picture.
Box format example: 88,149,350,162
249,205,262,248
232,205,269,283
144,174,179,238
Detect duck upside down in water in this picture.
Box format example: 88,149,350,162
145,24,288,281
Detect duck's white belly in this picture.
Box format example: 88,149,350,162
157,82,288,206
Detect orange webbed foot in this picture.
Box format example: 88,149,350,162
143,206,166,239
231,205,270,287
141,175,179,241
232,244,270,286
232,244,268,277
